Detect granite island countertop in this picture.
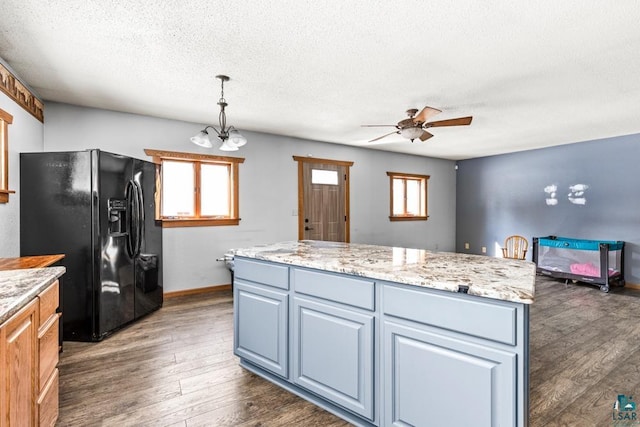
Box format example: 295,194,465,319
0,267,66,324
233,240,535,304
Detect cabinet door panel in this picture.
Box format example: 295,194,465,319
293,297,374,420
384,321,516,427
234,281,288,378
1,299,38,426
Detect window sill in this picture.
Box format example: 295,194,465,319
0,189,15,204
389,215,428,222
161,218,240,228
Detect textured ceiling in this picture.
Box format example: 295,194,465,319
1,1,640,160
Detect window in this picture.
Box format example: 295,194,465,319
386,171,429,221
144,149,244,227
0,108,14,203
311,169,339,185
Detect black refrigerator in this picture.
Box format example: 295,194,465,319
20,149,162,342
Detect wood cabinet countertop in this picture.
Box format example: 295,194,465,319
0,254,65,271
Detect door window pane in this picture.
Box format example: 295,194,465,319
162,160,194,216
201,164,230,216
312,169,339,185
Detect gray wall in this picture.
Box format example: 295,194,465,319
43,102,457,292
456,133,640,283
0,91,44,256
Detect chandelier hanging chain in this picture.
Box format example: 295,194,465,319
216,75,230,139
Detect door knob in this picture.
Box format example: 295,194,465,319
305,226,314,231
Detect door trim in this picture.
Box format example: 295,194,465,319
293,156,353,242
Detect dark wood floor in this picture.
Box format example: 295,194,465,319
529,277,640,426
57,277,640,426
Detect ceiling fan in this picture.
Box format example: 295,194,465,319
362,107,473,142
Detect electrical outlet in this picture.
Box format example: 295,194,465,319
482,246,487,254
464,242,470,250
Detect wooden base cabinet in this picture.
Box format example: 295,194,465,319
1,299,39,426
0,280,60,427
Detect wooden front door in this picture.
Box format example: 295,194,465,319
294,157,353,242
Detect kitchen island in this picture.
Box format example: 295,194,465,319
232,241,535,427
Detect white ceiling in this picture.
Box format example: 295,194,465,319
1,1,640,160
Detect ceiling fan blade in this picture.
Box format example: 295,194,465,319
425,116,473,128
369,130,399,142
413,106,442,124
361,124,396,127
419,130,434,142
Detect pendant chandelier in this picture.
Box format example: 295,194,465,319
190,75,247,151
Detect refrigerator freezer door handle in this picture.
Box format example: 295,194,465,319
125,180,136,258
134,182,144,257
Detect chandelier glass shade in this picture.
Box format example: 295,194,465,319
190,75,247,151
190,130,213,148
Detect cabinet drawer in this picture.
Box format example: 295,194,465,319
39,280,59,327
39,313,60,392
235,258,289,290
383,285,517,345
293,268,375,310
38,368,59,427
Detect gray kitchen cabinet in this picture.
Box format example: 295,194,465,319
234,280,289,378
232,254,530,427
383,320,516,427
382,283,526,427
292,296,374,420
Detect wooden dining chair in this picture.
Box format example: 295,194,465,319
501,235,529,260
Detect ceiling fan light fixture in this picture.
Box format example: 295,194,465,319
191,75,247,151
400,127,423,141
363,106,472,143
